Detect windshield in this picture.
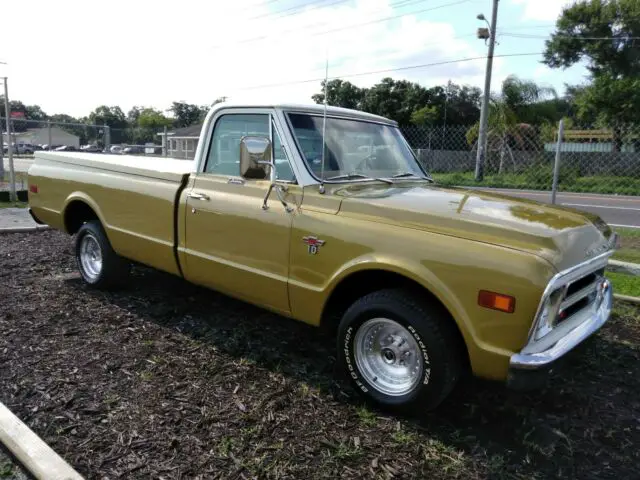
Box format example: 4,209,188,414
286,113,428,182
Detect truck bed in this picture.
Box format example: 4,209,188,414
33,151,194,182
28,152,192,276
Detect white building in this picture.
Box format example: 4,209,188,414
157,124,201,159
2,127,80,148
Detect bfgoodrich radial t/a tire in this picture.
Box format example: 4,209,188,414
337,289,464,413
75,220,130,289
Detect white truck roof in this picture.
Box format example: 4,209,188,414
208,102,397,125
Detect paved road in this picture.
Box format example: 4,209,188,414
477,188,640,229
4,157,638,228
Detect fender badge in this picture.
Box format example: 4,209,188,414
303,236,325,255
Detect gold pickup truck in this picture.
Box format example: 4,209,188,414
27,102,617,412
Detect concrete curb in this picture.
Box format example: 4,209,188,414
0,402,84,480
614,293,640,306
608,259,640,276
0,225,50,234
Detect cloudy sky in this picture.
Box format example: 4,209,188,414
0,0,585,118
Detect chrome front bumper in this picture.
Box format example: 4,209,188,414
508,248,615,385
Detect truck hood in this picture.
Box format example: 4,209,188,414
334,182,615,271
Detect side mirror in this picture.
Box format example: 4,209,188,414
239,135,273,180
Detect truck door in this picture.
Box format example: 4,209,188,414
182,110,300,315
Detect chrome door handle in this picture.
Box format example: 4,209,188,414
187,192,210,201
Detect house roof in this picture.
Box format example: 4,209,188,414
167,124,203,138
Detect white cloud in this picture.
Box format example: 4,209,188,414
0,0,506,117
511,0,573,22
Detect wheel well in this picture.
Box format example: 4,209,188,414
322,269,470,367
64,200,99,234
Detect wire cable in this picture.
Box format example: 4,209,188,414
211,0,470,50
500,32,640,41
230,51,543,92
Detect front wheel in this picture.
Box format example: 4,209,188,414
75,220,129,289
336,289,464,413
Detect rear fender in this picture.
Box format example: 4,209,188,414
63,192,108,235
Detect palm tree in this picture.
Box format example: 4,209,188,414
466,75,557,174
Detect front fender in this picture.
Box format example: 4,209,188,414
322,253,475,345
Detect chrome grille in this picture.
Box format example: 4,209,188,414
556,269,604,325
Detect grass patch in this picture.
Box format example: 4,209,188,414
432,171,640,195
614,227,640,240
0,201,27,209
607,272,640,297
612,248,640,264
0,461,15,478
612,227,640,264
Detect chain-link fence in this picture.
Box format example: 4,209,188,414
402,122,640,196
0,117,168,158
3,116,640,197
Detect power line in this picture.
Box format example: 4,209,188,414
231,0,285,15
501,32,640,40
245,0,351,22
211,0,471,50
218,0,435,48
497,24,555,31
230,51,543,92
244,0,427,23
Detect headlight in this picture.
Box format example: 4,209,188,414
533,287,565,341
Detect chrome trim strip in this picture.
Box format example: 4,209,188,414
510,278,612,369
510,239,617,371
525,246,615,344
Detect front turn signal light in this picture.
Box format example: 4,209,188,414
478,290,516,313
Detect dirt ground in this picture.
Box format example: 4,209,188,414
0,230,638,479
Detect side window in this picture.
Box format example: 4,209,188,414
205,114,269,175
272,123,295,182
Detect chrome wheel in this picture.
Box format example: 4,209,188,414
79,233,103,281
353,318,423,396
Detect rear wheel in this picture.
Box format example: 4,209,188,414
75,220,129,289
336,289,464,413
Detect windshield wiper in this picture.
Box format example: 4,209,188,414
325,173,393,184
391,172,434,182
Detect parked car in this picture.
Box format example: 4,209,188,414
16,143,35,154
26,102,617,413
109,145,124,154
80,144,102,153
54,145,77,152
122,146,145,155
2,143,32,154
41,144,63,151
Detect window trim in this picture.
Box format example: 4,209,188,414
200,111,296,183
283,111,431,184
202,112,271,176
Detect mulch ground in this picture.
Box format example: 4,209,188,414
1,230,638,479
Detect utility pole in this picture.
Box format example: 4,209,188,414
474,0,499,182
3,77,17,203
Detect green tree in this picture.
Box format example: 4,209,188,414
311,79,365,109
129,107,172,144
89,106,128,143
543,0,640,148
410,105,438,126
360,78,433,125
168,102,209,128
466,75,555,173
